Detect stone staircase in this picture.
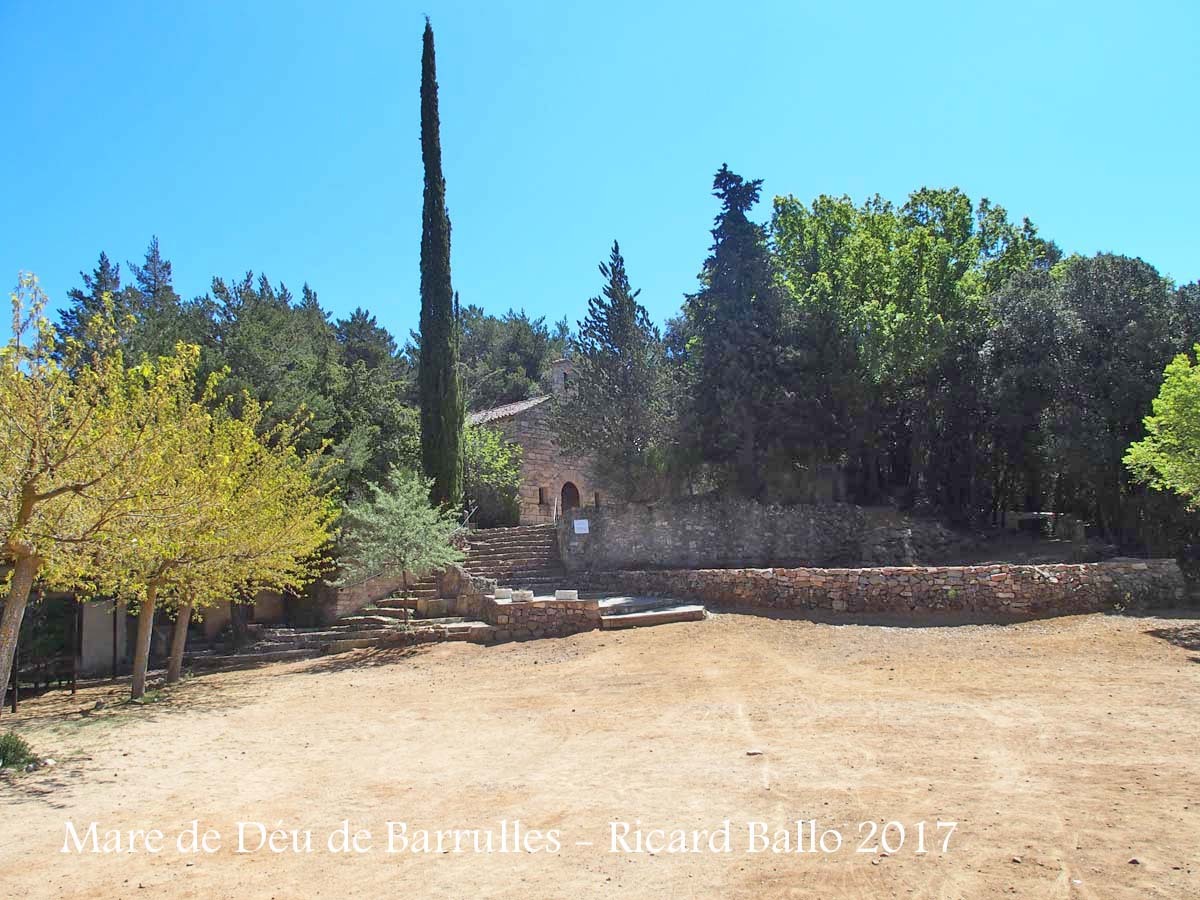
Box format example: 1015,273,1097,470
461,524,568,593
185,614,406,669
377,524,566,608
184,610,489,670
182,525,704,672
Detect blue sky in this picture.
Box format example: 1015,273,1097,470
2,0,1197,343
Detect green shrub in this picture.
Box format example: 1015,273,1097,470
463,425,522,527
0,731,36,770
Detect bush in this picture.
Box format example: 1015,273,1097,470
0,731,36,770
336,466,465,583
463,425,522,527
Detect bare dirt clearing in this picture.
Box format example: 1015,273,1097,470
2,611,1199,899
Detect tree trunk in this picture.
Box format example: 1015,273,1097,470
130,583,158,700
166,600,193,684
0,554,39,719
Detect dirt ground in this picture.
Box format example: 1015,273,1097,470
1,610,1198,899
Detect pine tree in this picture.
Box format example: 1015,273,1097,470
125,236,193,359
553,242,669,499
129,235,173,301
58,251,123,349
417,18,464,507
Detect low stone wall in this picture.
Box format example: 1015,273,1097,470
312,571,423,624
437,566,497,618
559,498,972,572
479,595,602,641
584,559,1185,617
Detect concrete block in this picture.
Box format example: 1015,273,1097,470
416,597,448,618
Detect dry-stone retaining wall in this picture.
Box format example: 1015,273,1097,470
584,559,1185,617
559,498,971,571
479,595,602,641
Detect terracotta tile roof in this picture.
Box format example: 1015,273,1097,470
468,394,551,425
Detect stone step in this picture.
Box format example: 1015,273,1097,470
186,648,323,668
598,596,699,616
467,549,558,561
468,525,556,537
489,573,568,582
363,607,414,620
474,563,564,572
492,585,571,595
467,567,566,579
466,549,558,561
600,605,707,630
491,584,572,594
376,596,418,609
467,541,556,551
261,628,403,648
468,532,557,542
470,568,562,575
466,537,558,549
261,628,389,643
322,634,408,654
469,534,557,543
337,615,407,628
466,553,559,563
442,621,492,642
469,562,563,571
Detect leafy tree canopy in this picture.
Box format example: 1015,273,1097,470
1126,345,1200,510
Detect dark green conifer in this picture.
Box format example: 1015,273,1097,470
683,165,786,498
417,17,464,507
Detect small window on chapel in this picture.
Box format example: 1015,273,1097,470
538,487,547,505
594,492,601,508
562,371,569,388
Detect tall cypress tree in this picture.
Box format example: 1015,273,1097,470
417,17,464,507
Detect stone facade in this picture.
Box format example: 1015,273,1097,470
469,359,603,525
583,559,1186,617
559,498,973,571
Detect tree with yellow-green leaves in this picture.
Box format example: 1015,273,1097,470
89,383,338,698
161,404,338,686
0,275,198,711
1,274,339,705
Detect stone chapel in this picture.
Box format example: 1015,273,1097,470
467,358,602,525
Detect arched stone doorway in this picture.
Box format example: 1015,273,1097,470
560,481,580,511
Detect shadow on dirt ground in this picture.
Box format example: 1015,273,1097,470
294,643,435,675
1143,617,1200,663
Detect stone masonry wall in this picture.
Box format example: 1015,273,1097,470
559,497,970,572
584,559,1185,617
479,595,602,641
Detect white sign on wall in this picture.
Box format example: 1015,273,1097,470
573,519,590,534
